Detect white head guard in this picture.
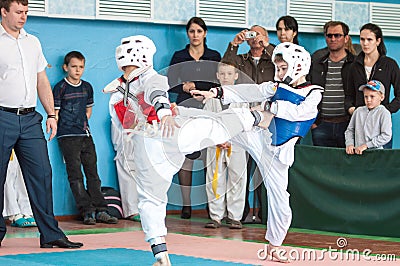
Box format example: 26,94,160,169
272,42,311,85
115,35,156,71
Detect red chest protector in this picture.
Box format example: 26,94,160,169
114,92,159,129
115,93,181,130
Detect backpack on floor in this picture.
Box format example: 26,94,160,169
101,186,123,219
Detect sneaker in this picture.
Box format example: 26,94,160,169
205,219,221,229
23,215,37,227
229,219,242,229
96,211,118,224
83,212,96,225
10,214,31,228
224,217,233,225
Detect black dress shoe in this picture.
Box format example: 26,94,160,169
40,237,83,249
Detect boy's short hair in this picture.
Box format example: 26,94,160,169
273,54,285,63
218,60,238,72
358,80,385,95
64,51,85,66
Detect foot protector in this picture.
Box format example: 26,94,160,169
151,243,167,256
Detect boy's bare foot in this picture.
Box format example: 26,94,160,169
257,111,275,129
267,244,291,263
153,253,171,266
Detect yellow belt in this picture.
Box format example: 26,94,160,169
212,145,232,199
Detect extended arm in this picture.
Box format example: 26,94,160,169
221,81,277,104
191,81,277,104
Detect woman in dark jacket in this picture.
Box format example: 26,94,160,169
168,17,221,108
346,23,400,115
167,17,221,219
345,23,400,148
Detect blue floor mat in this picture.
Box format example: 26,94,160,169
0,248,255,265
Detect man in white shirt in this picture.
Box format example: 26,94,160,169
0,0,82,248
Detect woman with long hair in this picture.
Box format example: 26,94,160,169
168,17,221,219
346,24,400,113
345,23,400,148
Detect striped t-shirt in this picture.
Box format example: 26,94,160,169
320,58,346,117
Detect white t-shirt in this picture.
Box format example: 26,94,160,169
253,56,260,66
0,25,48,108
365,66,373,80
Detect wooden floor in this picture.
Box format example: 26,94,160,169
1,210,399,265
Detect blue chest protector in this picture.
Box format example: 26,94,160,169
269,84,320,146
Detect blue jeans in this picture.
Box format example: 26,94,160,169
311,121,349,148
384,138,393,149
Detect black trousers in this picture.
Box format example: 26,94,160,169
242,155,263,222
58,136,107,215
0,111,65,244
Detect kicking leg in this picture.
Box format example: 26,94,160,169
128,134,183,265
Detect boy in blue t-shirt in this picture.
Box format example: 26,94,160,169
53,51,118,225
